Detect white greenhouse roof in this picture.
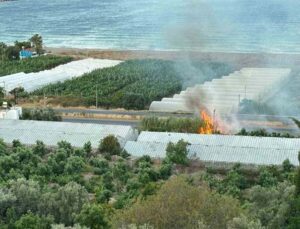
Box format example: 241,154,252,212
149,68,291,114
0,120,137,148
124,131,300,166
124,141,299,165
137,132,300,150
1,58,122,92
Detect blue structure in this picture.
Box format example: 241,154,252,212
19,50,32,59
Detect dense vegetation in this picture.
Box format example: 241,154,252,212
0,35,73,76
237,128,295,138
0,55,73,77
0,136,300,228
31,59,182,109
20,108,62,121
31,60,233,110
140,116,202,133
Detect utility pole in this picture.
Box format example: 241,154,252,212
213,109,216,133
43,91,47,108
95,85,98,109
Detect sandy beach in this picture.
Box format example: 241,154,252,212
46,47,300,69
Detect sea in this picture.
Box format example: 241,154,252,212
1,0,300,54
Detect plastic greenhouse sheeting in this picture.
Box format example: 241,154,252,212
1,58,122,93
0,119,137,148
123,131,300,165
137,131,300,150
124,141,299,165
149,68,291,114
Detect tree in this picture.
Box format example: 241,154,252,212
14,40,31,50
33,140,47,157
0,188,16,218
77,204,110,229
0,87,5,99
5,46,19,60
283,159,294,173
90,157,109,175
30,34,43,54
55,182,88,226
114,177,241,229
166,139,190,165
122,93,147,110
14,212,53,229
227,215,263,229
8,178,41,217
0,42,7,61
258,167,278,188
9,87,25,104
246,182,294,228
64,156,85,174
83,141,92,157
98,135,122,157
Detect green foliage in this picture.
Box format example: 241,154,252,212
166,139,190,165
98,135,122,158
0,139,298,228
258,167,278,188
246,182,295,228
90,157,109,175
33,140,47,157
237,128,294,138
283,159,294,173
286,196,300,229
140,116,201,133
30,34,43,54
114,177,242,229
14,212,53,229
77,204,110,229
0,55,73,76
20,108,62,121
54,182,89,226
122,93,147,110
32,59,183,109
227,215,263,229
83,141,92,157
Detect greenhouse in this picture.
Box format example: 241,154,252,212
124,131,300,165
124,141,299,165
0,119,137,148
149,68,291,114
1,58,122,93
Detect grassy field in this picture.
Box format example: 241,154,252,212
0,55,73,76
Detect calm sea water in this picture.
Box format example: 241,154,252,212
1,0,300,53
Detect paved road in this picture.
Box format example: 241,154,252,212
55,108,193,118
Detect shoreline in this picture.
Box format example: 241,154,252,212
46,47,300,68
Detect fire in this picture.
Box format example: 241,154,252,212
198,110,215,134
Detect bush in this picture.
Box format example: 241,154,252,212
20,108,62,121
98,135,122,157
166,140,190,165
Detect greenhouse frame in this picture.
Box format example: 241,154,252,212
124,131,300,165
1,58,122,93
0,119,137,148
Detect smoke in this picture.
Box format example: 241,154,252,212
160,0,300,135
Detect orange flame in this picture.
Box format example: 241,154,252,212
198,110,214,134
